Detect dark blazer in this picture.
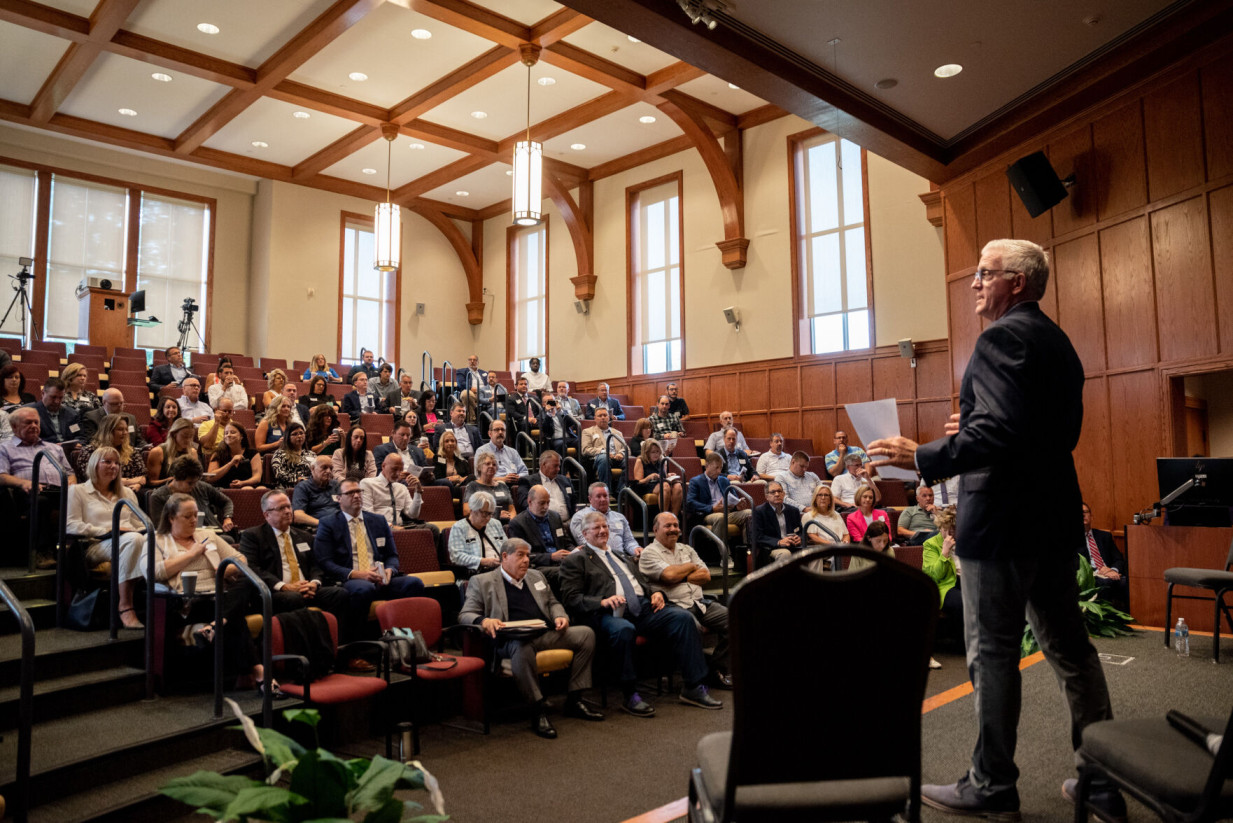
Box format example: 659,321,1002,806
340,390,385,418
312,510,399,584
432,452,472,484
346,363,379,384
685,473,733,517
508,508,575,566
1084,528,1125,575
537,411,578,450
505,392,534,429
514,471,575,512
372,441,428,470
559,544,653,618
149,363,196,395
238,523,324,590
714,448,755,482
80,408,143,447
752,501,803,553
585,396,624,420
917,302,1085,560
32,402,80,444
460,567,564,624
432,424,482,453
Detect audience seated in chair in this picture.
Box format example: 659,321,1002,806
432,430,472,496
332,425,377,480
148,456,237,540
302,377,335,414
372,419,428,473
207,363,248,410
560,510,722,717
74,413,147,492
0,406,75,567
205,423,263,489
831,452,881,510
459,537,601,739
82,388,143,448
848,519,896,571
149,346,197,396
774,451,822,512
341,372,385,417
177,377,213,425
802,484,849,546
845,484,889,543
448,490,510,578
361,452,426,529
922,506,962,627
713,427,755,483
67,446,147,628
271,422,314,488
371,363,401,409
196,398,233,455
31,377,81,445
459,354,487,419
685,453,752,552
752,480,803,567
146,396,181,448
1,364,36,412
438,403,481,458
463,452,516,526
584,383,624,420
554,381,582,419
255,396,294,454
569,482,641,559
630,438,683,517
755,433,792,481
824,429,868,479
647,396,686,454
521,356,552,397
346,350,379,384
474,420,527,487
146,418,202,487
627,417,653,460
508,484,575,583
1081,500,1127,608
703,412,757,456
504,377,537,442
387,373,419,418
305,405,343,456
665,382,689,420
419,390,441,439
292,456,341,528
580,409,625,493
61,363,101,416
899,482,941,545
262,369,287,410
537,394,574,455
515,449,574,517
302,353,341,383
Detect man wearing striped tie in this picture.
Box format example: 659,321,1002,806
1082,501,1127,608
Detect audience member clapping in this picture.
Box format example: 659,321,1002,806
146,418,201,487
302,353,341,383
146,396,181,448
332,425,376,479
305,405,342,456
845,484,889,542
1,364,36,412
206,423,263,489
631,438,683,516
255,396,293,454
802,484,849,545
61,363,100,415
74,413,147,491
270,422,313,487
464,452,515,525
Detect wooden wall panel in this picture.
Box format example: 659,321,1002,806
800,362,834,407
769,410,800,437
708,373,740,413
1200,52,1233,181
1092,103,1148,221
682,377,709,415
872,355,915,402
896,402,918,443
1053,234,1106,372
973,170,1012,250
1108,370,1163,525
741,412,769,438
801,409,835,454
767,367,801,409
1143,75,1205,201
916,400,953,444
1010,190,1053,248
943,184,977,272
1100,218,1158,369
1038,266,1058,322
835,360,872,405
947,276,979,390
1074,376,1114,528
915,349,951,398
1210,185,1233,353
739,370,769,408
1151,197,1216,363
1049,126,1096,236
836,408,856,447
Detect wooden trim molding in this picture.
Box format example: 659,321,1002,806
544,176,594,301
919,189,943,227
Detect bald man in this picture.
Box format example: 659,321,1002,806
80,387,144,447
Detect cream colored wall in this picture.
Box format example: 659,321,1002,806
0,124,256,354
1185,371,1233,457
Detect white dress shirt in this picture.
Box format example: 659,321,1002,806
360,475,423,526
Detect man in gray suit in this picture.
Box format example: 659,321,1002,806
459,538,602,739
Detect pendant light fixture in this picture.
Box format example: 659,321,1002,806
512,44,542,227
374,123,400,271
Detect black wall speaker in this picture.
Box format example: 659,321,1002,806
1006,151,1068,218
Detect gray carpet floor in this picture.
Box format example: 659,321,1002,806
326,629,1229,823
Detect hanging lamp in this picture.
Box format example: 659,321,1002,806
512,44,543,227
374,123,400,271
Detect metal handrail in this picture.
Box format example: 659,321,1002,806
440,359,454,406
0,579,34,823
420,351,433,392
562,413,582,458
213,557,273,728
689,525,732,599
804,520,844,571
619,486,650,545
515,430,539,469
110,500,157,699
27,451,68,575
562,456,588,506
478,410,494,434
603,430,626,492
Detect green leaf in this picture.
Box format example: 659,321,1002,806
256,727,308,767
290,750,351,821
283,708,322,729
360,797,406,823
220,785,308,822
349,756,421,814
160,771,263,815
1076,555,1095,591
345,758,371,785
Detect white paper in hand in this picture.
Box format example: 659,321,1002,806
844,398,919,481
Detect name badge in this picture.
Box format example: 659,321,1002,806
534,580,547,591
376,537,386,547
554,528,563,536
296,542,310,553
128,425,136,432
69,423,80,432
331,494,340,502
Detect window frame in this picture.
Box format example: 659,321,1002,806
0,155,215,349
505,217,549,374
787,128,874,357
336,210,400,367
626,171,686,378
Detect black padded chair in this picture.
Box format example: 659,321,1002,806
1072,705,1233,822
688,545,938,823
1163,538,1233,662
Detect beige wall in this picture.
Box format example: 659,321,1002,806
1185,371,1233,457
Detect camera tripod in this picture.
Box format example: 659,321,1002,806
176,305,205,352
1,271,40,345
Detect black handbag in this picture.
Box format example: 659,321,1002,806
65,588,107,631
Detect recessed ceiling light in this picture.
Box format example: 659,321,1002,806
293,111,311,119
455,190,469,197
570,143,586,151
196,23,219,34
411,28,432,39
118,108,137,116
537,77,556,86
639,115,656,124
470,111,487,119
362,168,377,175
409,142,425,150
348,71,368,82
627,35,640,43
151,72,172,83
251,140,268,148
934,63,963,78
727,82,740,90
874,78,898,90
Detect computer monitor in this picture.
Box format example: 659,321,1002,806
128,289,145,314
1157,457,1233,527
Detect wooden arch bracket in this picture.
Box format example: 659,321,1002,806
544,176,596,300
409,204,486,325
657,90,749,269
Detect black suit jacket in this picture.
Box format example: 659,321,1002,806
508,509,575,565
513,471,575,512
917,302,1085,560
432,424,482,453
33,402,80,444
238,524,324,590
752,501,803,552
372,441,428,470
340,390,385,417
149,363,196,394
559,544,653,618
80,407,143,447
312,510,398,584
1084,528,1125,575
505,392,533,428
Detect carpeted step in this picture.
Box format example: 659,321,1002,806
0,567,57,602
0,627,144,684
0,597,57,630
0,664,146,730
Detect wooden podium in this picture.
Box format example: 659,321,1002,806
1126,524,1233,630
77,288,132,357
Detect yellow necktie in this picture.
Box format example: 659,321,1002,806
281,532,301,584
351,518,372,572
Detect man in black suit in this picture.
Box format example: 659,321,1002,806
31,378,80,444
238,490,349,624
751,480,803,567
514,449,575,515
434,402,482,459
1081,501,1127,608
80,387,143,447
149,345,196,396
340,372,385,417
508,484,575,581
372,420,429,473
504,376,537,444
870,239,1119,820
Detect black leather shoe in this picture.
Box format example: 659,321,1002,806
679,685,723,710
712,670,733,689
1062,778,1128,823
564,699,605,721
620,692,655,717
532,713,557,739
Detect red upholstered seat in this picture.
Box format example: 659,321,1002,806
419,485,455,522
412,656,485,681
270,611,389,705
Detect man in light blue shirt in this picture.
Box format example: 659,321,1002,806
474,419,528,485
569,482,641,557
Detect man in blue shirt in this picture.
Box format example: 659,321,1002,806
824,430,868,478
685,453,752,559
474,420,528,485
292,456,341,528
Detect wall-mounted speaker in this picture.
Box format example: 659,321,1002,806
1006,151,1069,218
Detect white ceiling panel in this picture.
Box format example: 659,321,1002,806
124,0,338,68
34,0,98,18
323,134,468,188
465,0,563,25
422,162,512,209
562,21,680,76
59,53,231,140
289,3,496,109
541,102,682,167
0,22,71,105
676,75,769,116
202,97,360,166
420,60,609,142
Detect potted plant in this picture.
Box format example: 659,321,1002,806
1021,556,1133,656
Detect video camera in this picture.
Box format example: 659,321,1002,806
181,297,199,314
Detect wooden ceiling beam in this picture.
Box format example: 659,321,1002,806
292,125,382,180
388,46,520,124
393,154,491,200
544,175,594,301
661,89,737,132
401,119,498,155
408,202,486,323
587,134,692,181
267,81,388,125
644,61,705,96
407,0,528,49
541,41,644,93
107,31,255,88
0,0,89,40
528,8,590,47
737,104,789,130
173,0,381,155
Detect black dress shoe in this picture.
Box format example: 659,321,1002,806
712,670,733,689
532,713,557,739
564,699,605,721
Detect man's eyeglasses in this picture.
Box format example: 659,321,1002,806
972,268,1022,284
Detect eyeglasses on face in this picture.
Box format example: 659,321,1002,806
972,268,1022,284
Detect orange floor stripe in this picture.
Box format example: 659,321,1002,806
620,797,688,823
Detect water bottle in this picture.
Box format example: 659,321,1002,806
1174,618,1190,657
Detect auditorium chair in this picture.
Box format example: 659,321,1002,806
260,357,287,371
1163,537,1233,663
361,413,393,436
28,340,66,358
222,488,265,530
230,408,256,429
18,349,62,371
72,343,106,358
419,485,456,524
689,545,937,823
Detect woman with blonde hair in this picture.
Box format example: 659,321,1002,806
146,417,201,486
262,369,287,409
630,437,682,516
301,354,341,383
67,446,146,628
802,483,849,544
61,362,100,415
255,395,293,453
75,413,147,491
